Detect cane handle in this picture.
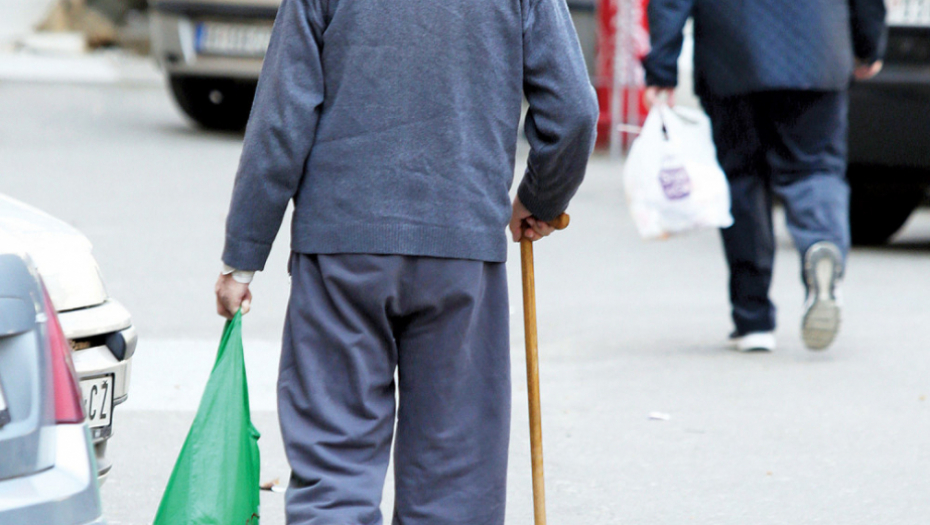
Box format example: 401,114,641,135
547,213,570,231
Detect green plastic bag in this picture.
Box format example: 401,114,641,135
153,311,261,525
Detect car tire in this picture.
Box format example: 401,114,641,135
168,76,257,132
848,169,927,246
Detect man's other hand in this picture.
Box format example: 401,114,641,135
509,196,556,242
215,274,252,319
854,60,883,80
644,86,676,110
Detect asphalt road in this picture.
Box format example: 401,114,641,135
2,62,930,525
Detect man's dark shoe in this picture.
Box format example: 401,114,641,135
802,242,843,350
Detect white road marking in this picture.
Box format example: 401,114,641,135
124,338,282,412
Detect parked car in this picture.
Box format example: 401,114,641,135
847,0,930,245
0,234,106,524
0,194,137,483
149,0,277,130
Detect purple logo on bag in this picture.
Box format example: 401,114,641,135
659,165,692,200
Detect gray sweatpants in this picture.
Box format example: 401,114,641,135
278,253,511,525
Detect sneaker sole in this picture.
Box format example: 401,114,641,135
802,245,841,350
730,332,776,352
738,344,774,352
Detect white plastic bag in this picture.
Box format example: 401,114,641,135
623,104,733,239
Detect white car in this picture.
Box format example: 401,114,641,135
0,194,137,483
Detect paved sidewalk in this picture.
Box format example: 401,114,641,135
103,153,930,525
2,79,929,524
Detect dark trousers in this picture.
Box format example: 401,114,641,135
278,253,511,525
701,90,850,334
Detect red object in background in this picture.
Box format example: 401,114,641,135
595,0,650,149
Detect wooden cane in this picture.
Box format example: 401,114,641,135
521,212,570,525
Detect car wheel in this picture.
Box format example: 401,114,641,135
168,76,257,132
848,169,927,246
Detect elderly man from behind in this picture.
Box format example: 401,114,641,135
213,0,599,523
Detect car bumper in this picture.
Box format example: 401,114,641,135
849,64,930,173
0,424,104,525
59,299,137,484
150,4,274,79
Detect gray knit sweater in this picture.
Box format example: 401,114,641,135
223,0,598,270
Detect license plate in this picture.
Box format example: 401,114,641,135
888,0,930,27
80,375,113,429
195,22,273,58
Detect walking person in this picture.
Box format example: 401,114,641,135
643,0,887,352
214,0,598,522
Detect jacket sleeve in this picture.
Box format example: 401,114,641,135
222,0,326,271
849,0,887,62
642,0,696,87
519,0,599,222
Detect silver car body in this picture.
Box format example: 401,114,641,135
0,237,106,525
150,0,278,78
0,194,137,483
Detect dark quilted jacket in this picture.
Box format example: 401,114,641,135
644,0,887,97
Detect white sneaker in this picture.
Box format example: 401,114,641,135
729,331,776,352
802,242,843,351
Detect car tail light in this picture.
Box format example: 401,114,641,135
42,285,85,424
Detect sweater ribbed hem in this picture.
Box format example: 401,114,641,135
289,222,509,263
223,234,274,272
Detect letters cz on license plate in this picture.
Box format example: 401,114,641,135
80,375,114,429
195,22,273,57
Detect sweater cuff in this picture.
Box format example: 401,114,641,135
222,234,273,272
517,176,565,223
